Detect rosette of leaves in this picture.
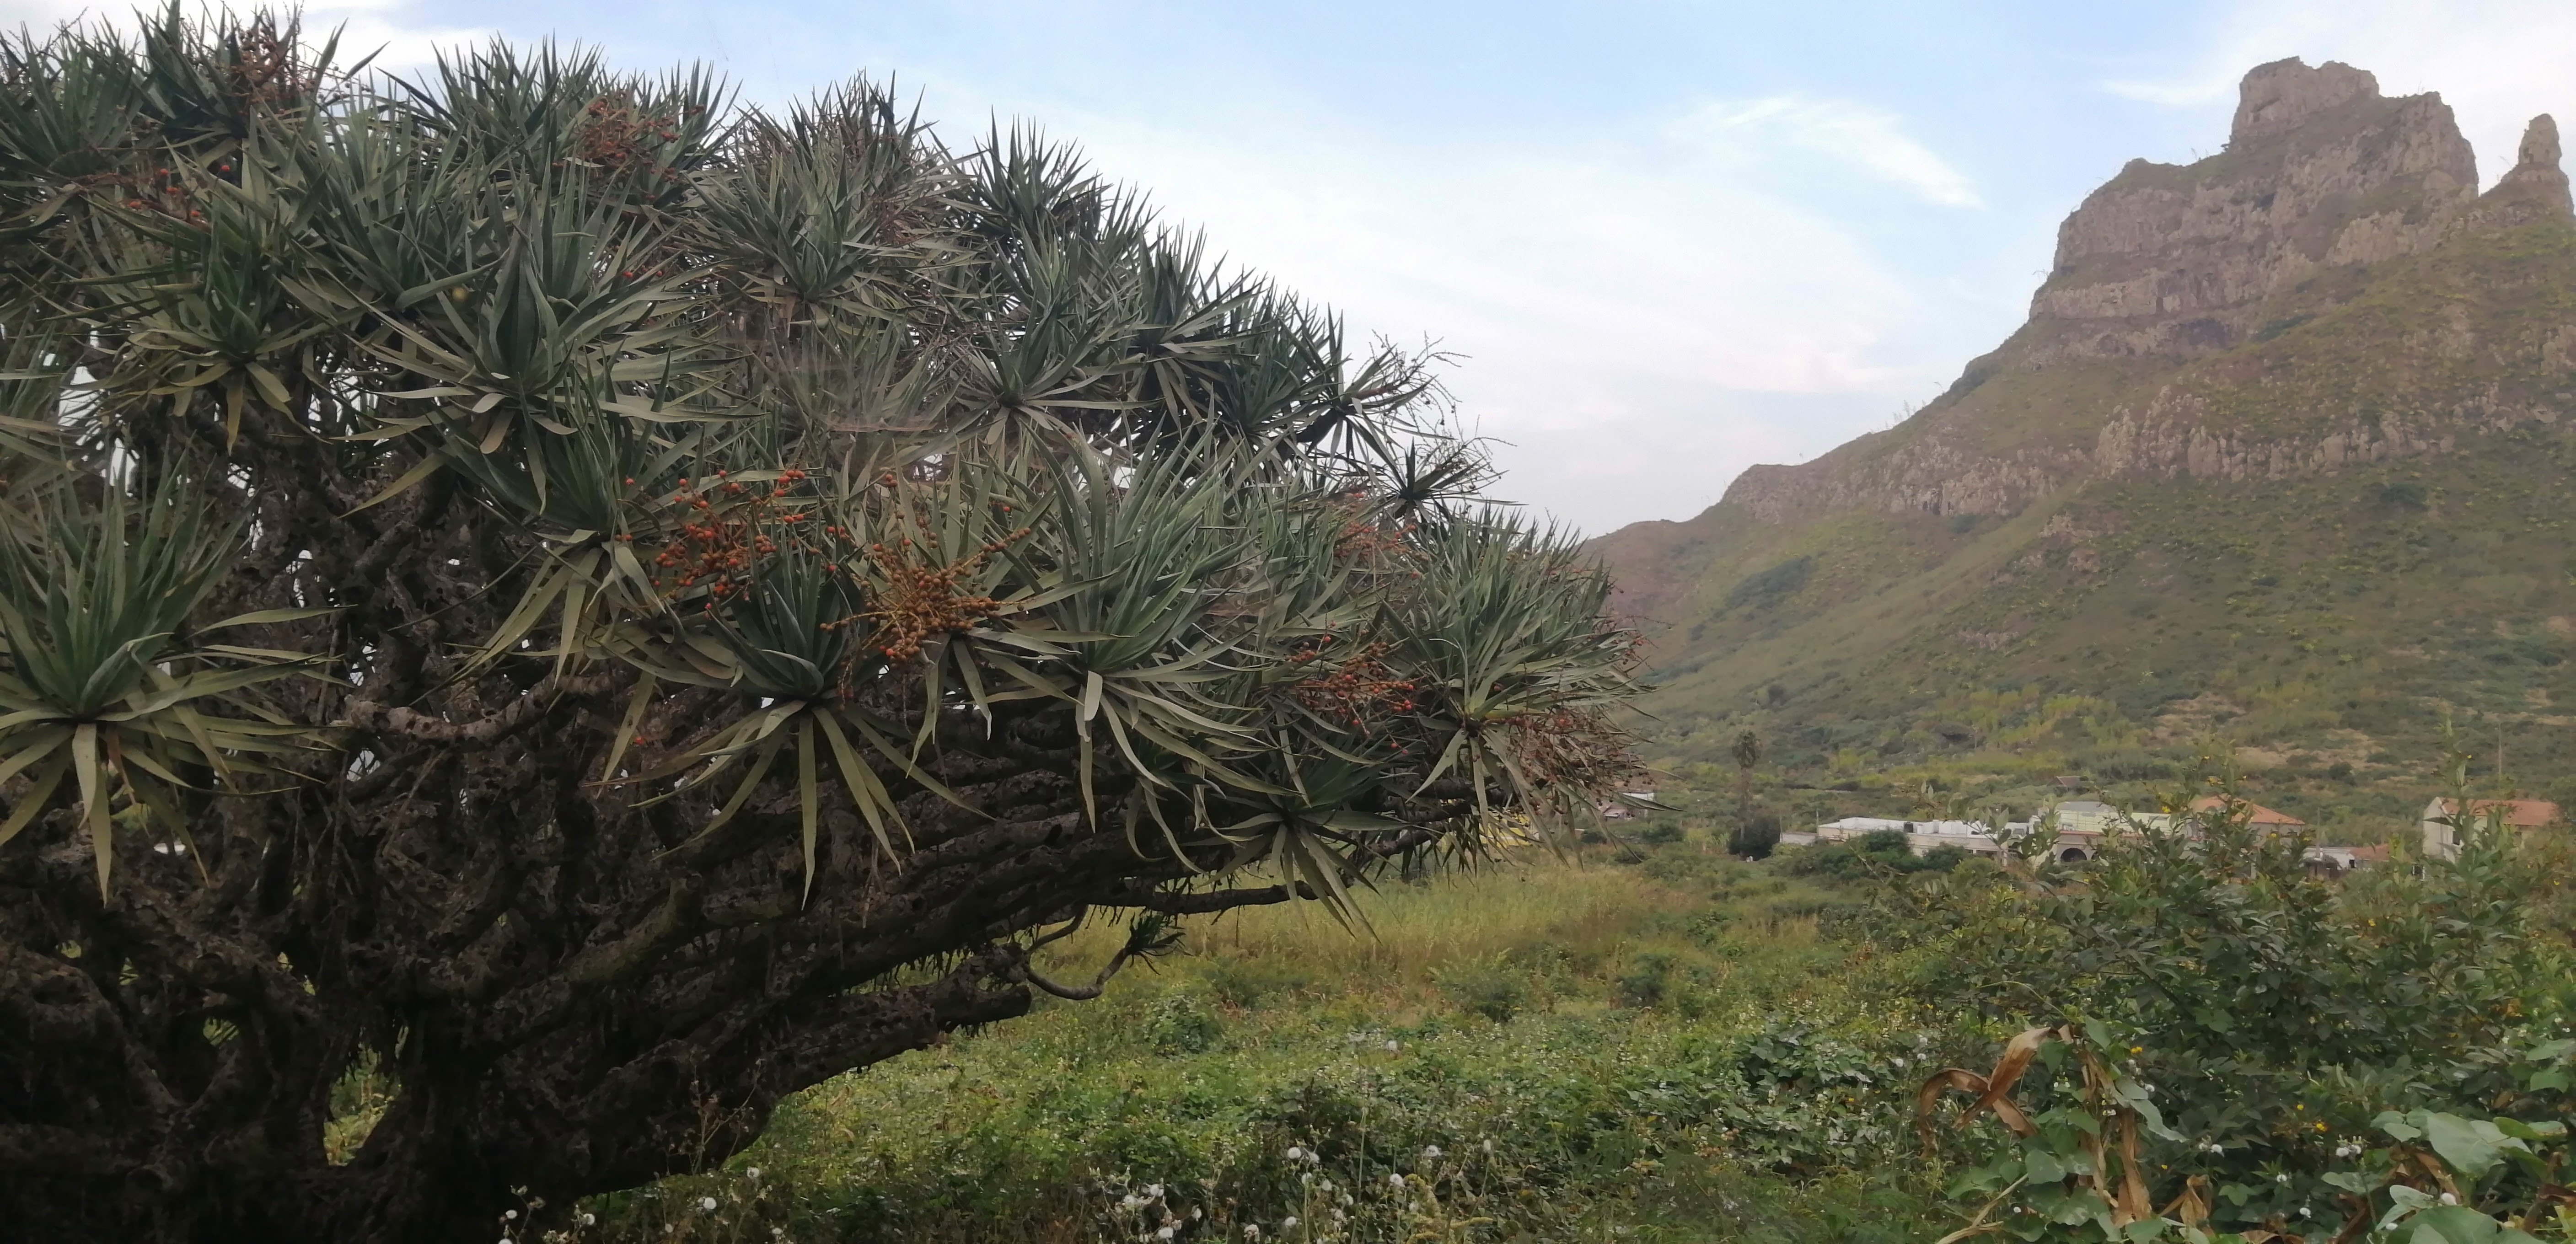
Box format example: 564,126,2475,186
1395,514,1639,842
440,402,712,670
616,469,968,893
344,166,725,496
0,477,326,894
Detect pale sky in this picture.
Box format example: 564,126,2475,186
12,0,2576,534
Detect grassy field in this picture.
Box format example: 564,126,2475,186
539,809,2576,1244
571,841,1962,1244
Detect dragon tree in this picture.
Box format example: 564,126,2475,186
0,10,1643,1241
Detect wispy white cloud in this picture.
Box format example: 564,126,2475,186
1671,95,1984,208
1057,107,1940,533
2104,0,2576,187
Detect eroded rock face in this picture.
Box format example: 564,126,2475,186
1682,58,2574,531
2030,58,2475,363
2469,114,2573,230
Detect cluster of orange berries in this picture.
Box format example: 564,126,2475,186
1335,518,1416,561
826,519,1030,662
1288,638,1420,729
645,469,816,606
573,95,688,179
119,166,208,222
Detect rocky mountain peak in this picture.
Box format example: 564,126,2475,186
2470,114,2573,229
2028,58,2476,362
1653,57,2576,539
2230,58,2382,144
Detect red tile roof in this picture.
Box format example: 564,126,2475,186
2190,795,2306,826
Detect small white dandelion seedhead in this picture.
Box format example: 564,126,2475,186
1144,1183,1165,1200
698,1196,719,1212
1243,1225,1261,1240
745,1167,761,1180
2275,1173,2290,1185
1282,1217,1299,1229
580,1213,597,1227
1421,1145,1443,1160
505,1211,520,1221
1384,1039,1400,1052
1388,1173,1406,1189
1286,1146,1304,1161
772,1229,785,1240
2300,1207,2313,1219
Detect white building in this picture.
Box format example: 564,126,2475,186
2418,798,2559,860
1810,816,2023,859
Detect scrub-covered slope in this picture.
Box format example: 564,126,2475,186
1594,59,2576,819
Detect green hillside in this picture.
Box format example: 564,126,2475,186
1594,93,2576,832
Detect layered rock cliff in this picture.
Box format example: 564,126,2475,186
1591,59,2576,799
1691,59,2571,537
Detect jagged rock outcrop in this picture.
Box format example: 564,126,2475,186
1684,58,2574,531
2029,59,2474,363
2469,114,2573,231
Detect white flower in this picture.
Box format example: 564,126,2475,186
499,1238,513,1244
2300,1207,2313,1219
1384,1040,1400,1052
698,1196,719,1212
1283,1217,1299,1229
1145,1184,1164,1199
2441,1192,2459,1206
772,1230,785,1240
1286,1146,1305,1161
2275,1173,2290,1185
1389,1174,1406,1189
580,1214,596,1227
1244,1226,1261,1240
505,1211,520,1222
1892,1056,1908,1068
745,1167,761,1180
1421,1145,1443,1159
1191,1209,1202,1221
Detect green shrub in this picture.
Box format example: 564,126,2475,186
1729,810,1784,859
1143,992,1224,1054
1784,830,1959,879
1434,955,1533,1022
1616,951,1675,1008
1885,791,2567,1241
1202,956,1313,1009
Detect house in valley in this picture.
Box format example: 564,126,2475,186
2419,798,2560,860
